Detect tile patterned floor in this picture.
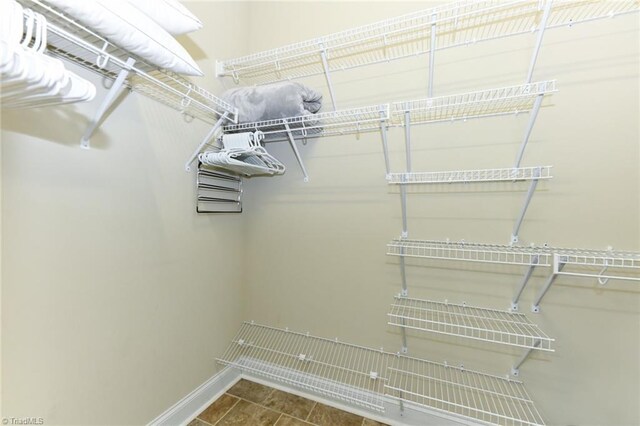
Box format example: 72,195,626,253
189,379,389,426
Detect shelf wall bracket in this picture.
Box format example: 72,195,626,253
532,255,566,312
379,110,390,176
511,254,539,311
510,167,542,244
428,13,437,97
284,121,310,182
184,112,230,172
514,94,544,168
511,339,541,376
81,57,136,149
319,45,338,111
525,0,553,84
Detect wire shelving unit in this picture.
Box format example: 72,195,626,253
220,81,555,144
215,1,639,86
387,166,553,185
217,322,395,412
388,296,554,351
387,239,553,266
21,0,238,149
389,81,556,126
223,103,390,141
385,354,545,426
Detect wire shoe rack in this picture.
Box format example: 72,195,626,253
217,322,395,412
385,354,545,426
219,322,546,425
388,296,555,351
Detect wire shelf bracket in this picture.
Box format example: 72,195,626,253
80,57,135,149
531,250,640,312
185,112,231,172
284,120,310,182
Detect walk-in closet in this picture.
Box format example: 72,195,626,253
1,1,639,425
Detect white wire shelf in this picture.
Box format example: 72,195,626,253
388,296,554,351
389,81,556,126
554,252,640,282
387,239,640,277
385,354,545,426
23,0,238,125
217,322,395,412
221,81,555,142
387,239,554,266
219,322,545,425
223,104,390,142
215,0,639,85
387,166,552,185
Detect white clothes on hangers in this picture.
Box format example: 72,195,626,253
0,0,96,109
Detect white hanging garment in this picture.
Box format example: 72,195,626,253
0,0,96,109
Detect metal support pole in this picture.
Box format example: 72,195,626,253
184,112,230,172
511,255,539,311
514,94,543,168
525,0,553,83
379,110,390,176
511,339,541,376
532,258,565,312
511,168,541,244
400,318,408,353
319,46,338,110
81,57,135,149
400,185,409,239
404,107,412,172
284,121,310,182
428,13,437,97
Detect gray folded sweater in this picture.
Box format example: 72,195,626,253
222,82,323,124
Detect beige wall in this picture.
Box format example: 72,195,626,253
240,2,640,425
1,2,249,424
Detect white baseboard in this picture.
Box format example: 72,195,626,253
147,367,241,426
148,366,474,426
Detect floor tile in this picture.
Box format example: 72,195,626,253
226,379,275,404
274,415,313,426
306,402,364,426
197,393,240,424
217,399,281,426
261,389,316,420
187,418,210,426
363,419,390,426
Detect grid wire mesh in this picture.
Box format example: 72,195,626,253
217,322,395,412
385,355,545,426
387,166,553,184
223,104,390,142
388,297,554,351
389,81,556,126
387,239,553,266
217,1,639,84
